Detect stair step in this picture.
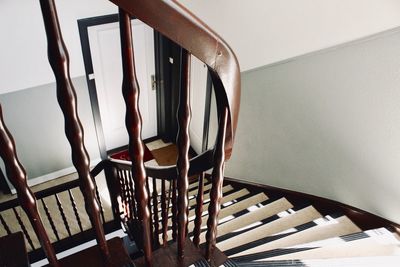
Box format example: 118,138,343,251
264,227,400,261
231,215,361,257
188,185,235,210
230,256,400,267
188,183,213,197
188,188,250,220
217,206,322,252
216,198,293,239
194,192,270,244
164,188,253,240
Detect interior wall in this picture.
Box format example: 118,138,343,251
180,0,400,72
225,28,400,224
0,76,100,182
0,0,117,94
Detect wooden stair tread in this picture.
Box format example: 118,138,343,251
266,227,400,261
188,188,250,219
217,206,322,252
133,238,226,267
166,189,253,241
216,197,293,238
232,215,361,257
196,193,269,244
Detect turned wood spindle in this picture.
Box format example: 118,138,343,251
193,172,205,247
119,8,153,266
176,49,191,258
39,0,110,262
205,107,228,260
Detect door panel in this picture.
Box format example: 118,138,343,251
88,20,157,151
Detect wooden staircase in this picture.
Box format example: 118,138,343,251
0,0,400,266
171,178,400,266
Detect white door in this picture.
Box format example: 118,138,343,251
88,20,157,151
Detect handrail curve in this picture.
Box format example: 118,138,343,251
109,0,241,159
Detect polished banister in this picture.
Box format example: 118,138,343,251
110,0,241,160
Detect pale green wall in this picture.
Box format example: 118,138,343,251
0,76,100,181
225,28,400,224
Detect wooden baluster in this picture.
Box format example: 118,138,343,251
152,178,160,248
205,107,228,260
192,173,205,247
0,105,59,266
94,181,106,223
0,213,11,235
39,0,110,262
161,180,168,246
41,198,61,241
171,179,177,241
104,162,122,219
128,171,138,218
122,170,130,219
55,194,72,237
13,207,35,251
68,189,84,232
176,50,191,258
120,170,129,219
146,177,154,247
117,170,127,220
119,8,152,266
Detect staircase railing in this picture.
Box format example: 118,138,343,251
111,1,240,265
0,0,240,266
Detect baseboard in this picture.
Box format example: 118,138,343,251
9,158,102,194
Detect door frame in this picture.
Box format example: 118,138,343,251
78,14,212,159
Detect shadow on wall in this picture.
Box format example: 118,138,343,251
225,28,400,224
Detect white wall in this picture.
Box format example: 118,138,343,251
226,28,400,224
181,0,400,72
0,0,117,94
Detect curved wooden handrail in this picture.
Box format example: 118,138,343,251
109,149,214,179
109,0,241,160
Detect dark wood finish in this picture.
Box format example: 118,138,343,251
119,8,153,266
0,104,59,266
47,237,132,267
110,0,241,160
94,181,106,223
40,0,110,263
13,207,35,251
0,232,29,267
160,179,168,246
134,238,226,267
55,194,72,237
171,179,178,242
192,173,205,247
68,189,84,232
152,178,160,248
176,50,192,258
41,198,61,241
0,160,120,263
205,108,228,260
